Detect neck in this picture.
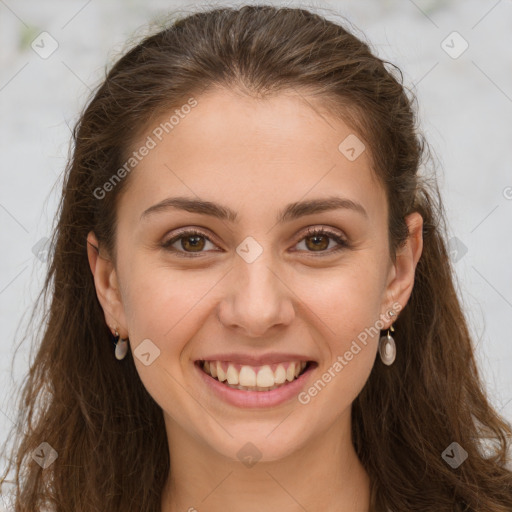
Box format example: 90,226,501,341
160,410,370,512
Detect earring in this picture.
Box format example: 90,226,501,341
111,326,129,360
379,312,396,366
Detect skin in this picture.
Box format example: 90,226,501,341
87,87,423,512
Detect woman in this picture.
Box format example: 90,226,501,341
1,5,511,511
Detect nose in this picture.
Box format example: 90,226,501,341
216,255,295,338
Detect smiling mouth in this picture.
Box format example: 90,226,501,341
195,360,317,392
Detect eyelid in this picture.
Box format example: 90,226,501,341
161,227,220,257
297,225,347,245
161,225,349,257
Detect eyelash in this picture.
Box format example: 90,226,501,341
161,227,349,258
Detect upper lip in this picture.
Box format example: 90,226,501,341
195,353,315,366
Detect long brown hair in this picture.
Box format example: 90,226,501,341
1,5,511,511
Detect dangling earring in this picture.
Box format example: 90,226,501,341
379,312,396,366
111,326,129,360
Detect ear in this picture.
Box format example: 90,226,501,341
381,212,423,326
86,231,128,338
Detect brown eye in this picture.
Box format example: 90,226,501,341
304,233,330,251
180,234,206,252
161,229,216,257
295,228,348,255
161,227,348,258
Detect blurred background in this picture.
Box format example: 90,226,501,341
1,0,511,499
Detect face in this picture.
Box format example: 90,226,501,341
88,87,422,463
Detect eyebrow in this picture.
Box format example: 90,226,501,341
140,195,368,223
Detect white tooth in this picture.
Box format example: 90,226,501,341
217,362,227,382
239,366,257,387
204,361,210,373
256,365,275,387
274,364,286,384
210,361,217,378
286,363,296,382
294,363,301,377
226,364,239,385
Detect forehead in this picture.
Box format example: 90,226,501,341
118,87,386,226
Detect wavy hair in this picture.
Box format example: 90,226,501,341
1,5,511,511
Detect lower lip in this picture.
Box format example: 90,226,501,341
195,361,317,408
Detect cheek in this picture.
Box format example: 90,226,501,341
121,245,387,351
298,257,386,392
301,270,382,409
117,264,215,413
119,259,222,349
300,259,385,336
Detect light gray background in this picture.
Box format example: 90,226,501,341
1,0,511,492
